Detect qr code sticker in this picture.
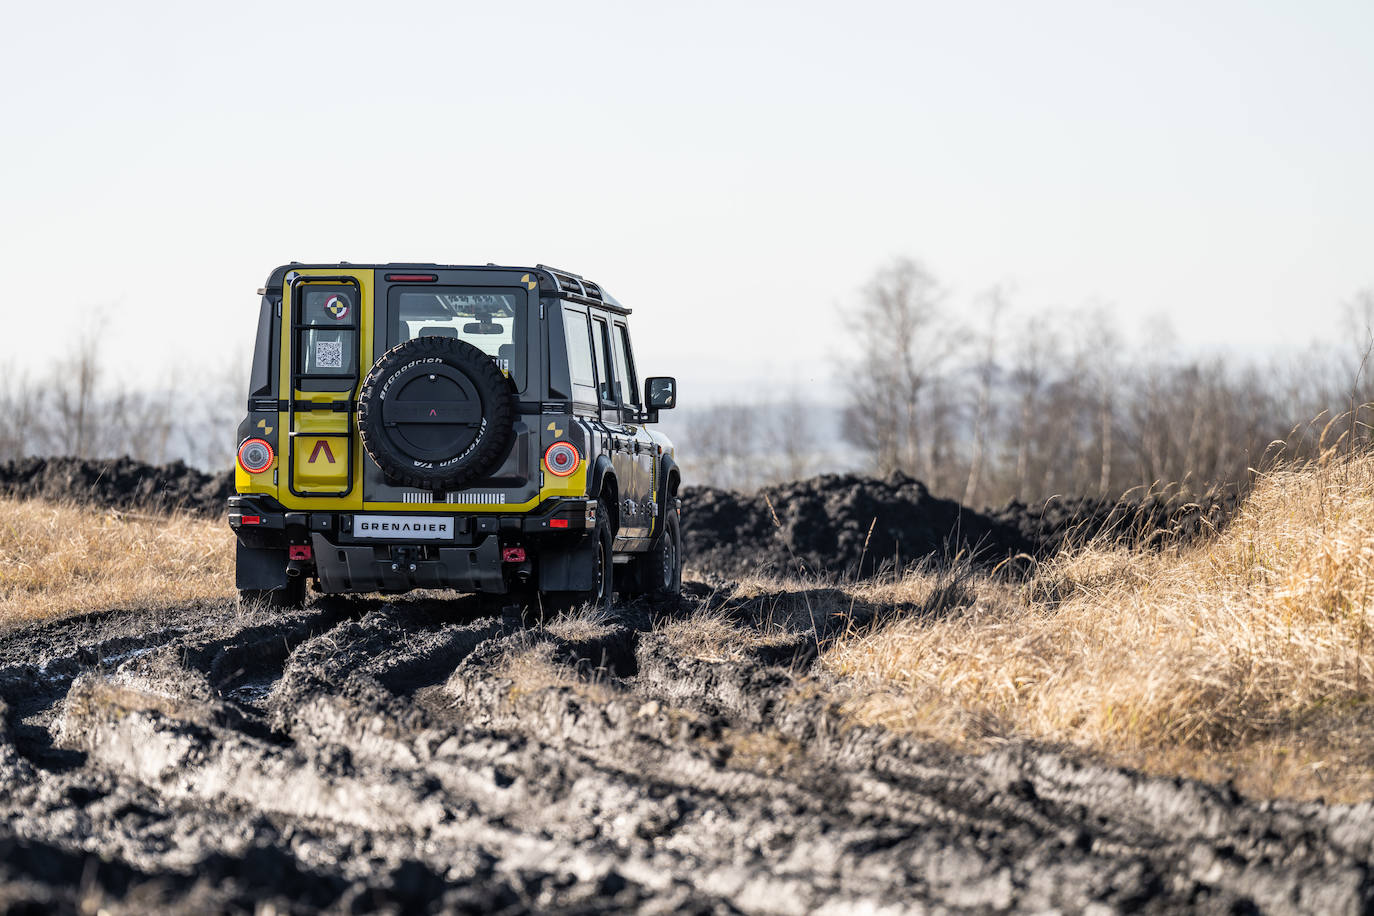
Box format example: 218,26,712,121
315,339,343,369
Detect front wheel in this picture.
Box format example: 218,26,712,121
640,506,682,600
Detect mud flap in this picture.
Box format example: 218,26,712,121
537,535,597,591
236,543,289,591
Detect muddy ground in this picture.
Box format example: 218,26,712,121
3,585,1372,914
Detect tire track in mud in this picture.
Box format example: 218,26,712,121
2,589,1373,914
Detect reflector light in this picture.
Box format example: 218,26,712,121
242,515,261,525
543,442,580,477
288,545,313,561
502,546,527,563
237,438,275,473
385,273,437,282
549,519,569,529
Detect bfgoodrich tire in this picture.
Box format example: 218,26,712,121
641,506,682,600
357,336,516,491
238,577,306,609
533,504,614,624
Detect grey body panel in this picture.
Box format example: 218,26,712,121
311,532,505,594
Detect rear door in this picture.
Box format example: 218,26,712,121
361,272,538,509
609,319,655,539
281,270,370,502
587,311,642,538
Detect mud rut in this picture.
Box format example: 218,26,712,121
2,588,1372,915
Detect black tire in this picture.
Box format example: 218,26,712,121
357,336,516,491
238,576,307,609
535,504,613,623
641,506,682,600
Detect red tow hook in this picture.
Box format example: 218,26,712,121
502,546,527,563
288,545,313,561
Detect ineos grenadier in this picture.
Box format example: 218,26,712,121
227,263,681,614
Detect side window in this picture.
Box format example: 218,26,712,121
298,285,357,392
562,307,597,401
591,316,615,403
248,297,276,396
612,323,640,407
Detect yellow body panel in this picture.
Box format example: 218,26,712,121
235,464,276,493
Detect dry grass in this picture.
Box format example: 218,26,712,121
494,640,616,703
0,497,234,628
824,450,1374,801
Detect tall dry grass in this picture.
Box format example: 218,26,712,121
0,497,234,628
826,450,1374,801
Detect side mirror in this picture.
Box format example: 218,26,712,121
645,376,677,410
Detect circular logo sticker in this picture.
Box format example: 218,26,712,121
324,295,350,321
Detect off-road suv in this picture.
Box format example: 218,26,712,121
228,263,681,613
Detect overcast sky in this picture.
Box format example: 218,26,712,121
1,0,1370,402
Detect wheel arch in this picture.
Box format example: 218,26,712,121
589,455,619,534
659,455,681,509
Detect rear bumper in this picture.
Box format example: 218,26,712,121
311,532,505,594
228,494,599,595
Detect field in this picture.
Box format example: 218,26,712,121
1,455,1373,912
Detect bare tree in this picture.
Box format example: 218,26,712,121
0,363,42,462
45,325,107,458
1005,315,1057,502
961,289,1007,505
684,402,760,490
841,258,962,478
762,391,820,484
179,351,248,470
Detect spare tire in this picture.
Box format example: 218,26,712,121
357,337,516,491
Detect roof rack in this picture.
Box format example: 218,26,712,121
535,264,603,302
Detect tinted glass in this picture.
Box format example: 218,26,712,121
562,307,596,393
301,287,357,327
612,324,639,406
391,287,526,389
296,285,357,391
300,328,356,376
591,317,614,403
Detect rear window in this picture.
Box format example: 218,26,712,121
388,287,526,389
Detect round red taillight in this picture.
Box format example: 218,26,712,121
544,441,580,477
237,438,275,474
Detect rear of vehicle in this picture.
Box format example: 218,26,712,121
228,264,679,610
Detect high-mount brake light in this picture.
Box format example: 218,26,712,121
543,442,580,478
237,438,275,474
385,273,437,282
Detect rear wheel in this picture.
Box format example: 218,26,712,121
238,577,307,609
532,505,613,625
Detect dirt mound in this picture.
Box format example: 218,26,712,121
987,487,1241,556
2,591,1371,913
683,472,1035,579
682,475,1245,580
0,456,234,516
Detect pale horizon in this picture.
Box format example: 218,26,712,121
2,0,1371,402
